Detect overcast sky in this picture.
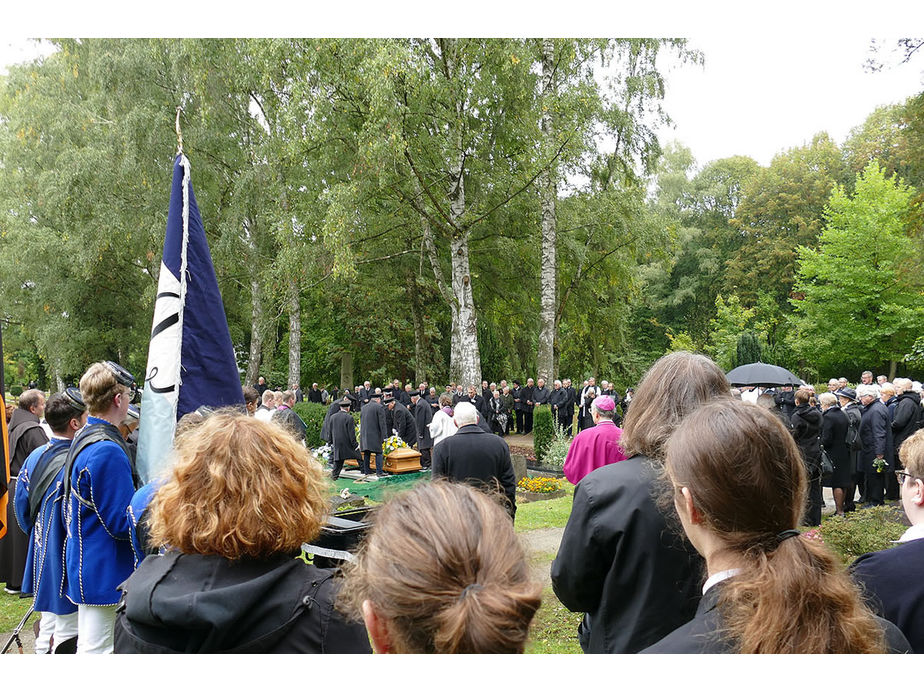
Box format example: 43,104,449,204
2,3,924,171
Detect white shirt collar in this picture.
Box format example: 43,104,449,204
896,524,924,543
702,568,741,595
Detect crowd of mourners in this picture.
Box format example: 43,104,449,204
1,354,923,654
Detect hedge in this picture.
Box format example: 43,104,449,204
533,405,555,463
292,402,331,449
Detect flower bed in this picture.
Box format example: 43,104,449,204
517,475,565,502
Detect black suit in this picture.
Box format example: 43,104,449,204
359,400,387,475
520,385,535,434
413,398,434,468
391,402,417,448
329,409,359,480
852,536,924,653
642,581,911,653
431,425,517,519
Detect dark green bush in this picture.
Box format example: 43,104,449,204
9,385,23,397
815,505,907,565
533,406,555,463
292,401,330,449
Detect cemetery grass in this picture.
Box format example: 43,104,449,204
514,482,575,532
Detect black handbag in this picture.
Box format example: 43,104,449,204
819,444,834,478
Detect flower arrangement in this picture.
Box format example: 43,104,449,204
313,444,332,464
517,476,562,495
382,435,408,455
873,458,886,473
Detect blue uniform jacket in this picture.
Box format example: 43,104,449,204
127,482,159,568
64,417,136,606
14,438,78,615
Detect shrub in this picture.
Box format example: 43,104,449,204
816,505,907,565
533,406,555,462
540,425,571,472
9,385,23,397
292,401,330,449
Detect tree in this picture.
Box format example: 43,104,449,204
790,161,924,378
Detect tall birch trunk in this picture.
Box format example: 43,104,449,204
287,278,300,389
537,38,558,382
243,218,264,387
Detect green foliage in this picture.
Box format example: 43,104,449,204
9,385,23,397
790,162,924,375
735,332,762,367
292,401,331,449
817,506,906,565
533,406,556,463
705,294,765,371
540,426,572,472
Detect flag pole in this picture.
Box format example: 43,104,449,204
175,106,183,155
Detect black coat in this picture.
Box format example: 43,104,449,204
113,552,371,654
359,400,388,452
272,406,307,442
320,400,343,443
821,406,851,488
413,398,434,449
431,425,517,518
518,385,534,411
329,409,359,462
532,386,550,406
642,581,911,654
892,391,922,455
859,399,894,473
791,404,822,473
307,388,322,403
852,536,924,653
390,402,417,446
551,455,703,653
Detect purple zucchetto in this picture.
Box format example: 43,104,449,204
593,395,615,412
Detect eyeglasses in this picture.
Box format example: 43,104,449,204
895,470,919,485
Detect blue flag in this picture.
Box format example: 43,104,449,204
135,154,244,484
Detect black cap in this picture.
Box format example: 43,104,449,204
339,396,352,407
64,387,86,413
369,391,382,399
835,387,857,402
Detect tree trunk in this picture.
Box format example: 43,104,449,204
537,38,558,383
243,217,264,387
340,351,353,391
889,359,897,381
450,235,481,387
287,278,300,389
244,275,264,387
408,272,426,384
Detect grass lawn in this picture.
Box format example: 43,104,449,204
526,585,583,654
514,482,575,532
0,590,35,638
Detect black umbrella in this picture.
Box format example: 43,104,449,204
726,362,802,387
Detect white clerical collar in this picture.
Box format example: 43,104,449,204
896,524,924,543
702,568,741,595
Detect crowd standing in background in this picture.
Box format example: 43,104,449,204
3,356,924,654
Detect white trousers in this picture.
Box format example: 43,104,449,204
35,611,78,654
76,604,116,654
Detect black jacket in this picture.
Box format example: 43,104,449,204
272,406,307,442
852,536,924,653
892,391,922,454
113,552,371,654
642,581,911,654
791,404,822,473
413,398,434,449
359,400,388,452
532,386,550,406
390,402,417,445
551,455,703,653
431,424,516,518
860,399,894,473
329,409,359,462
821,406,851,485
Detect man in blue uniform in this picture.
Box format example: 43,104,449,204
14,389,86,653
64,361,137,654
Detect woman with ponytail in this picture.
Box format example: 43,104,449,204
338,482,542,653
643,400,910,654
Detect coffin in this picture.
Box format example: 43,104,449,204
383,447,422,473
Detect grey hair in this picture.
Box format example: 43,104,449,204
856,384,880,399
453,401,479,426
